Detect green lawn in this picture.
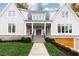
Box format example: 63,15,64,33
44,43,66,56
0,42,33,56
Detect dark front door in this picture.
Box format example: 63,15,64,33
36,29,41,35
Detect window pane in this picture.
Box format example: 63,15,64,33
62,11,64,17
8,24,11,33
12,24,15,33
69,25,72,33
65,26,68,33
58,24,61,33
66,12,68,18
12,11,15,16
8,11,15,17
62,25,64,33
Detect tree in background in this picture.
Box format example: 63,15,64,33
16,3,28,10
71,3,79,12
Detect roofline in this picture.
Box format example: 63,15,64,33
53,3,79,21
0,3,10,17
0,3,26,20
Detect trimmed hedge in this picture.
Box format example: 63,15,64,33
21,37,31,43
52,42,79,56
45,37,55,43
0,37,32,43
45,37,79,56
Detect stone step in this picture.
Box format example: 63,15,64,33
32,35,45,43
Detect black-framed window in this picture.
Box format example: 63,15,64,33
12,24,15,33
8,24,16,33
8,24,11,33
65,25,68,33
58,24,61,33
69,25,72,33
62,25,64,33
58,24,72,33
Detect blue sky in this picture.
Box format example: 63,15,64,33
0,3,63,10
44,3,60,8
0,3,7,10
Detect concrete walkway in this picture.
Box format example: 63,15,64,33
29,43,49,56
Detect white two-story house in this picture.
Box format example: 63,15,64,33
0,3,79,49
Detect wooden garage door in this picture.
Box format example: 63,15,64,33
55,38,74,48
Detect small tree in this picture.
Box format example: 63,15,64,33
71,3,79,12
16,3,28,10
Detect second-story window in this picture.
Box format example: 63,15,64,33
32,14,46,20
62,11,68,18
8,11,16,17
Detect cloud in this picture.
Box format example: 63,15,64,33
44,7,58,11
42,3,49,6
59,3,64,7
28,3,49,10
28,3,37,10
28,3,60,10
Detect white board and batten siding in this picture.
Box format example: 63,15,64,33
0,4,26,35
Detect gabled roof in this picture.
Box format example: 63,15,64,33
0,3,26,20
53,3,79,20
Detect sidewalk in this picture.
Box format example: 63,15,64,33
29,43,49,56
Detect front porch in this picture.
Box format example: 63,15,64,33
26,23,51,36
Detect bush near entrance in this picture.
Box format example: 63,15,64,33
0,37,32,43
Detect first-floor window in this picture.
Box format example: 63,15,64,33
65,25,68,33
8,24,11,33
62,25,64,33
58,24,72,33
58,24,61,33
69,25,72,33
12,24,15,33
8,24,16,33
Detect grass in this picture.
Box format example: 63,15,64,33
0,42,33,56
44,42,66,56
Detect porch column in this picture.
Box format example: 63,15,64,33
44,23,46,35
32,23,33,34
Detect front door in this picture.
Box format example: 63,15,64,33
36,29,41,35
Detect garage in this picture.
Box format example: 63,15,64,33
55,38,74,48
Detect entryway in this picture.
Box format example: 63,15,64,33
26,23,51,36
36,29,41,35
26,23,51,43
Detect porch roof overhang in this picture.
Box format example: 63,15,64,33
24,20,53,23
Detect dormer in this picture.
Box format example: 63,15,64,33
28,11,49,20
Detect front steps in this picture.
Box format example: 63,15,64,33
32,35,45,43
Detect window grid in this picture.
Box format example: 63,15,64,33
8,11,16,17
8,24,16,33
32,14,46,20
58,24,72,33
62,11,68,18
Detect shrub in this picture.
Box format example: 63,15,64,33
21,37,32,43
71,50,79,56
51,38,55,42
25,37,32,43
0,39,2,43
45,37,55,43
